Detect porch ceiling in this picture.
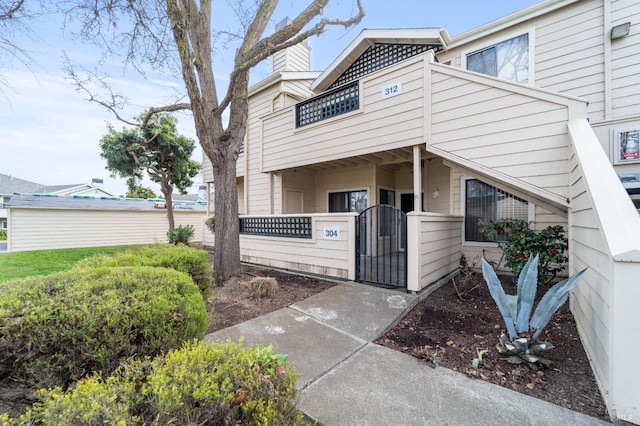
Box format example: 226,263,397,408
279,147,438,172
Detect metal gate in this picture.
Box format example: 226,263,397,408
356,205,407,288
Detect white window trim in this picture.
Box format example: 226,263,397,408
461,26,536,86
460,175,535,247
326,187,369,213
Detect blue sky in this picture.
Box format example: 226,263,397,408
0,0,539,196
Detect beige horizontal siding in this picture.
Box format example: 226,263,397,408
247,83,281,214
261,56,426,172
428,64,583,205
535,1,604,119
9,208,205,252
238,214,356,279
407,213,463,291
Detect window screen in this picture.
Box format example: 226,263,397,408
465,179,528,242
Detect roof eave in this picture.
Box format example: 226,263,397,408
249,71,320,97
447,0,580,49
311,28,448,93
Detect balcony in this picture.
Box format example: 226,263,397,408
295,81,359,128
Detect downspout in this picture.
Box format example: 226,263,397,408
603,0,612,120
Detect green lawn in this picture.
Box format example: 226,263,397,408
0,244,155,282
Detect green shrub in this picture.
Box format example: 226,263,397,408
0,229,6,241
479,219,568,284
0,266,206,389
16,340,302,425
75,243,214,295
167,224,195,245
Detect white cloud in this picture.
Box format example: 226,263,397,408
0,69,202,197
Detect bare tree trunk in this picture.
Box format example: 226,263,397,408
212,155,240,283
161,182,175,230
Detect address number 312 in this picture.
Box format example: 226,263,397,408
381,81,402,98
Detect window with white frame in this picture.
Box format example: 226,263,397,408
465,179,529,242
328,190,368,213
466,33,529,84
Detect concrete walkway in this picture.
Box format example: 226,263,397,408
204,281,608,426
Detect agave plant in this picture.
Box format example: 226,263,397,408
481,254,586,366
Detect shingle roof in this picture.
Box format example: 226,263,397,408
8,193,208,212
0,174,44,195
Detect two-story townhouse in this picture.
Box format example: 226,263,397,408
203,1,640,422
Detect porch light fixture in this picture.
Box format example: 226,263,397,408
611,22,631,40
431,188,440,199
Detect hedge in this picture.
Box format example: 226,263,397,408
0,266,206,389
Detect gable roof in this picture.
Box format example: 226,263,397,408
0,173,42,195
311,28,449,92
0,173,117,197
310,0,581,93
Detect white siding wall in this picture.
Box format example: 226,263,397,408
261,56,426,172
8,208,205,252
568,118,640,422
439,0,640,168
535,1,605,120
406,212,463,291
611,0,640,118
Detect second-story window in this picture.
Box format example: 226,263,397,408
466,33,529,84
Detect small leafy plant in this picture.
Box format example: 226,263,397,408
167,224,195,245
481,254,586,366
0,229,6,240
248,344,289,376
471,349,489,369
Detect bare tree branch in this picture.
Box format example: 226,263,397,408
0,0,25,21
65,55,192,128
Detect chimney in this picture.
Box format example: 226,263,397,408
91,178,104,188
198,185,207,202
272,17,311,73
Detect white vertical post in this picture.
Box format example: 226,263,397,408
406,212,420,292
347,213,356,281
413,145,421,211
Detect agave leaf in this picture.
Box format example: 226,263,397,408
531,341,555,354
536,356,552,367
512,338,529,353
507,355,525,364
482,258,517,339
530,268,587,340
472,358,481,369
505,295,517,323
519,353,539,363
515,255,539,333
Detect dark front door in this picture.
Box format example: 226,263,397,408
356,205,407,288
